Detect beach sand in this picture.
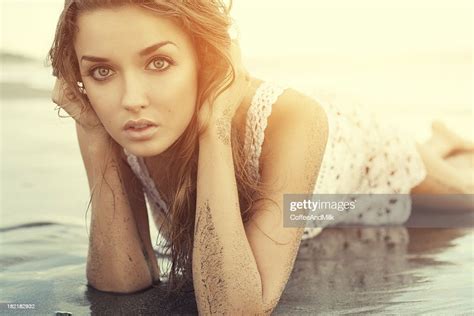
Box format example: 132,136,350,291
1,222,473,314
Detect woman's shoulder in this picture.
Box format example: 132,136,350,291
234,78,328,139
266,85,329,143
232,77,329,159
273,86,327,122
255,84,330,194
256,83,329,169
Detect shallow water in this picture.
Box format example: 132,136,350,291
1,222,473,314
283,227,474,315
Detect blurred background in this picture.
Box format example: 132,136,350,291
0,1,472,314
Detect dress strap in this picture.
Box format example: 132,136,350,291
243,81,288,182
123,148,169,214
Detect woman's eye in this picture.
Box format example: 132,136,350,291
90,67,114,80
147,57,172,71
86,58,172,81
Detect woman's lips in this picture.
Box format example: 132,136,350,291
124,125,158,141
123,118,157,130
122,118,158,141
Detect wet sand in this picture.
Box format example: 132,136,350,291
1,222,473,315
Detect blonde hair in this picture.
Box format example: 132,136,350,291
49,0,272,295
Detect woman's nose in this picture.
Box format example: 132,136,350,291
121,73,150,112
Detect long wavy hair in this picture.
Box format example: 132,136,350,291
49,0,272,295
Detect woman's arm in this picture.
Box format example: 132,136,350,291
193,91,328,315
193,121,263,315
76,123,160,293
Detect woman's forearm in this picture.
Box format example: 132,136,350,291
193,122,264,314
76,124,159,293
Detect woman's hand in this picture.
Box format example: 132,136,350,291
51,78,106,137
198,40,251,133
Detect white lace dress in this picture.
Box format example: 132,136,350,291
124,81,427,242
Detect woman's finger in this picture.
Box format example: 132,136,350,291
52,78,74,105
51,78,85,119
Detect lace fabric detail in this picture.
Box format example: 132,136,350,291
301,90,427,237
243,81,288,182
310,89,426,195
242,86,426,240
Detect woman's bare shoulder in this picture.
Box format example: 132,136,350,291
257,86,329,166
269,87,328,138
232,79,328,154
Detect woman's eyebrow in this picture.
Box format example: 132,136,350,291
80,41,178,63
139,40,178,56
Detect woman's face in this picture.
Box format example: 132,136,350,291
74,5,199,157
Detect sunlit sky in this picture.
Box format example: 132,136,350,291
0,0,472,59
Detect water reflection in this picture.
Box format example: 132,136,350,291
275,227,472,314
0,223,471,314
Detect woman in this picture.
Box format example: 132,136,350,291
49,0,473,314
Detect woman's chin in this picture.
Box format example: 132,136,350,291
123,142,168,158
